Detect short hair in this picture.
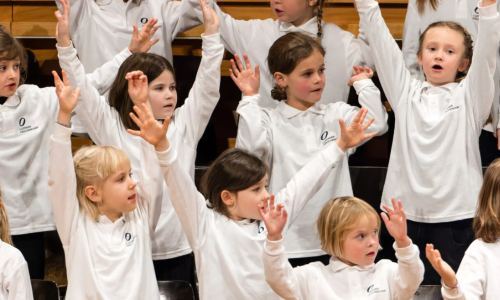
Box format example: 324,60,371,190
474,158,500,243
73,145,131,221
0,28,28,85
317,196,381,257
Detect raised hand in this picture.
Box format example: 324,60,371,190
381,198,411,248
54,0,72,47
53,70,81,124
426,244,458,288
230,54,260,97
128,18,160,54
347,65,374,86
258,195,288,241
336,108,376,152
199,0,219,35
127,103,170,151
126,71,149,105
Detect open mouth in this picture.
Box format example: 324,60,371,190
7,83,16,89
275,8,284,15
311,88,321,93
366,251,375,257
128,194,136,201
164,104,174,108
432,65,443,70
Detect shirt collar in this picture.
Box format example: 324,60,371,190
97,214,127,224
277,101,325,119
420,81,459,93
279,15,324,38
328,256,375,273
0,94,21,109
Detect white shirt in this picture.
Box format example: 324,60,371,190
48,125,162,300
263,238,424,300
0,239,33,300
188,0,374,108
236,80,388,258
442,239,500,300
0,53,126,235
357,0,500,222
157,140,345,300
57,33,224,260
402,0,500,132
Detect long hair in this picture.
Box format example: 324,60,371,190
0,185,13,245
416,0,439,14
474,159,500,243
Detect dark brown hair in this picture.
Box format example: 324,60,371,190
200,148,268,219
267,32,326,101
315,0,326,41
474,159,500,243
108,53,175,131
417,21,473,82
416,0,439,14
0,28,28,86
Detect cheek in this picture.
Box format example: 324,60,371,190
294,80,312,95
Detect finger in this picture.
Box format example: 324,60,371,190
255,64,260,80
132,25,138,38
141,103,155,121
391,198,398,212
269,194,276,211
276,203,284,214
380,212,389,224
132,105,147,122
62,70,70,86
243,54,252,72
129,111,143,128
338,118,347,134
353,65,359,74
64,0,70,16
359,66,365,73
73,87,81,100
162,117,171,132
282,208,288,220
366,67,373,75
230,59,240,77
358,108,368,125
258,202,267,218
52,71,62,87
126,128,142,137
384,205,394,216
229,69,237,82
150,38,160,47
363,132,377,139
350,107,364,124
150,25,159,37
234,54,245,72
362,117,375,131
54,10,63,21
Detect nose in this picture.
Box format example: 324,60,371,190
435,50,444,61
7,66,16,79
263,189,271,199
129,179,137,190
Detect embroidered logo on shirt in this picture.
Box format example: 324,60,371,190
18,117,39,134
473,7,479,20
140,18,148,24
445,105,460,113
19,117,25,126
258,225,267,234
320,131,336,145
124,233,136,246
367,284,386,296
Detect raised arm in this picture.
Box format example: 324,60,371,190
355,0,413,112
401,0,424,80
465,0,500,130
48,71,82,246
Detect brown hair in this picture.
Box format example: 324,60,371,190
416,0,439,14
315,0,326,42
268,32,326,101
417,21,473,82
200,148,268,219
108,53,175,131
0,185,13,246
0,28,28,86
474,159,500,243
317,196,381,257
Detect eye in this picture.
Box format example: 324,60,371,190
170,85,176,91
129,172,133,178
356,234,364,240
0,66,5,71
118,176,124,182
303,72,312,77
155,86,163,91
447,50,454,54
13,64,20,70
429,47,436,51
319,68,325,74
253,187,260,192
373,229,378,235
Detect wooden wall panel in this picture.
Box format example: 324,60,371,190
0,3,12,22
13,1,58,22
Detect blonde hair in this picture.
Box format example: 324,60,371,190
474,159,500,243
73,145,131,221
0,185,13,246
317,196,381,257
416,0,439,14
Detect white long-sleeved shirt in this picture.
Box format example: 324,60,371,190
48,125,162,299
402,0,500,132
236,79,388,258
157,140,345,299
57,33,224,260
187,0,374,108
0,239,33,300
0,50,129,235
357,0,500,222
263,238,424,300
441,239,500,300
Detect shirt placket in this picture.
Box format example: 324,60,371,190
347,267,365,299
0,107,15,133
427,92,440,123
302,115,317,153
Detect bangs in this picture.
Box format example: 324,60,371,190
96,147,131,181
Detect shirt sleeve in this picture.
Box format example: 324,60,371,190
235,94,273,167
263,238,310,300
173,33,225,149
401,0,424,80
5,261,34,300
165,0,204,38
388,241,425,299
156,146,213,249
48,125,80,246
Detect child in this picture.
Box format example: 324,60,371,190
234,32,388,266
0,14,154,279
128,100,379,299
188,0,374,108
402,0,500,165
426,158,500,300
57,0,222,289
49,71,163,299
262,197,424,299
0,186,34,300
355,0,500,285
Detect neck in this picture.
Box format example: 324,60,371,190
286,95,315,111
291,10,315,27
99,209,123,223
0,96,7,105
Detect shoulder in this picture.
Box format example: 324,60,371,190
0,241,28,269
467,239,500,256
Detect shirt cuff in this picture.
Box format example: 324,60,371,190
56,41,76,57
52,124,73,142
354,0,377,10
156,143,177,166
201,32,221,48
393,239,417,259
478,1,498,17
441,286,463,299
264,238,285,256
353,79,376,95
241,94,261,104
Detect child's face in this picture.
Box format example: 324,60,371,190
0,58,20,98
98,164,138,218
227,174,270,221
281,49,325,110
340,216,380,267
271,0,317,26
418,27,469,87
148,70,177,120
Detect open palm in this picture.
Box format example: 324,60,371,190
53,70,80,115
258,195,288,241
337,108,376,151
127,103,170,150
426,244,457,287
230,54,260,97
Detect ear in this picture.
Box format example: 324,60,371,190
221,190,237,206
273,72,288,89
458,58,470,72
85,185,102,204
308,0,319,7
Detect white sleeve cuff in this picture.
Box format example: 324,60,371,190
264,238,285,256
354,0,377,9
393,240,418,259
56,41,76,57
52,124,73,141
478,1,498,17
353,79,376,95
156,144,177,166
201,32,221,48
241,94,261,104
441,286,463,299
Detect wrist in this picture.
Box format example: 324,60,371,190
442,278,458,290
243,92,258,97
128,46,137,54
395,236,411,248
204,26,218,36
155,138,170,152
58,38,72,48
335,139,347,153
267,233,283,241
57,111,72,124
